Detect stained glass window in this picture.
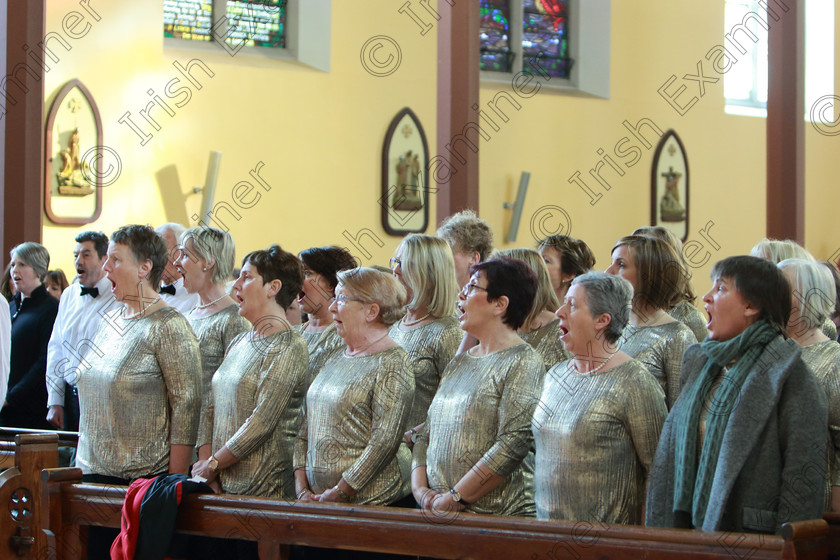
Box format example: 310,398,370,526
164,0,287,49
522,0,572,78
480,0,574,79
226,1,286,49
164,0,213,42
480,0,513,72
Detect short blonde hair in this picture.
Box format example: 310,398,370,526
778,258,835,331
751,238,815,264
497,248,560,329
181,226,236,285
395,234,459,318
436,209,493,260
337,267,407,326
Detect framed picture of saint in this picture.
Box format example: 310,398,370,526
650,129,689,242
380,107,430,236
44,79,104,225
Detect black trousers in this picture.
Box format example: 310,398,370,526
64,382,80,432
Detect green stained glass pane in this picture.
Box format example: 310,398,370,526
225,0,287,49
163,0,213,41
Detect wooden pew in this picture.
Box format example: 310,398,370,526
0,433,59,558
0,435,830,560
40,469,829,560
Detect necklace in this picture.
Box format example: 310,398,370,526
574,349,619,375
192,292,228,312
402,312,431,327
346,331,390,357
123,297,161,320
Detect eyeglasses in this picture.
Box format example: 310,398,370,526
389,257,401,270
332,294,366,306
461,283,489,296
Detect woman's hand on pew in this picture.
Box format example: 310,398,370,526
431,491,465,513
191,458,218,483
207,479,222,493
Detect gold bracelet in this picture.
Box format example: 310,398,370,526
336,487,350,501
297,489,310,500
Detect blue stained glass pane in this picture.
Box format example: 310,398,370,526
480,0,513,72
522,0,572,78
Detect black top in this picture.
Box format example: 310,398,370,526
1,284,59,429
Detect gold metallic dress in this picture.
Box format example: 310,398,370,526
618,321,697,409
413,343,544,516
188,304,251,448
668,300,708,343
521,317,571,371
389,315,462,429
800,339,840,505
76,306,200,479
294,345,414,505
297,322,345,385
532,359,667,523
208,328,309,498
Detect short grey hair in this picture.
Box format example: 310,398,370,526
10,242,50,281
778,258,835,331
180,226,236,285
570,271,633,344
155,223,187,249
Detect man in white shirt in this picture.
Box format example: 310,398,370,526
45,231,115,431
155,223,199,314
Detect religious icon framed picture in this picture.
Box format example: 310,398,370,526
380,107,430,236
650,129,689,241
44,79,105,225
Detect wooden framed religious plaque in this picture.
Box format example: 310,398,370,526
380,107,430,236
650,129,689,242
44,79,105,225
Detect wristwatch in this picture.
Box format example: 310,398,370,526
449,488,468,505
208,456,219,472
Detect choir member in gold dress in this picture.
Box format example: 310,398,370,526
647,256,827,532
412,257,544,517
751,238,837,339
76,225,200,559
294,268,414,507
823,261,840,338
536,234,596,303
778,258,840,511
633,226,707,342
436,209,494,289
606,236,697,409
390,234,461,443
174,226,250,459
533,272,667,523
296,246,357,384
498,248,570,370
191,245,308,500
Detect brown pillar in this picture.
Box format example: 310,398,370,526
435,0,480,224
766,0,804,242
2,1,46,260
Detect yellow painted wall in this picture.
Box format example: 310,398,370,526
42,0,438,275
42,0,840,303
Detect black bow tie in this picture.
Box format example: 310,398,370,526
80,286,99,298
160,284,177,296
